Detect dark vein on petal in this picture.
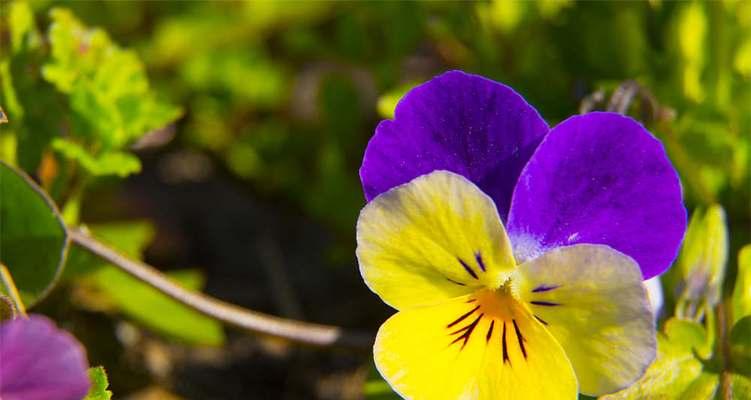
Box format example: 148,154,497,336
530,301,561,307
474,252,486,272
450,314,483,349
534,315,549,326
532,284,559,293
447,305,480,328
449,313,481,336
512,319,527,359
446,277,466,286
502,322,510,364
458,257,479,279
485,320,495,342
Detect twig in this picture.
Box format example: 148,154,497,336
578,89,605,114
607,80,640,114
0,264,27,317
68,229,374,349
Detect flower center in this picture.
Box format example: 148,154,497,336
473,282,519,321
442,277,540,363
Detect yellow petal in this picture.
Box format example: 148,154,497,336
357,171,516,309
374,293,578,400
514,244,656,396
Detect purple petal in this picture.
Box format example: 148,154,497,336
0,316,90,400
360,70,548,219
507,112,686,279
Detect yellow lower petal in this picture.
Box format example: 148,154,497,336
514,244,656,396
374,293,577,400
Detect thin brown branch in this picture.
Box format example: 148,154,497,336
578,89,605,114
607,80,640,114
68,229,374,349
717,301,733,400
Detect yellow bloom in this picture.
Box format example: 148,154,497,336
357,171,656,399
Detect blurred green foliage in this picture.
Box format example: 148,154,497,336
734,246,751,325
2,0,748,242
1,0,750,398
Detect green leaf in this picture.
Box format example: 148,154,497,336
69,222,225,346
729,374,751,399
664,318,709,354
731,316,751,376
734,245,751,325
680,372,719,399
83,366,112,400
42,8,181,150
0,162,68,306
51,138,141,177
601,317,710,399
94,267,225,346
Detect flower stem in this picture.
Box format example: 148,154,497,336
716,300,732,400
0,264,27,318
68,228,374,349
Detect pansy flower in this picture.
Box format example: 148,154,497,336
0,315,90,400
356,71,686,398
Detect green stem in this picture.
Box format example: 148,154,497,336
0,264,27,318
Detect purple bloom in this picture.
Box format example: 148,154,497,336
360,70,686,279
0,316,90,400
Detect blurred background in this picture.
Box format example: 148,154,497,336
1,1,749,399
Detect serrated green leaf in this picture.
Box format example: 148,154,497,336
83,366,112,400
734,245,751,325
0,162,68,306
51,138,141,177
42,8,181,150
